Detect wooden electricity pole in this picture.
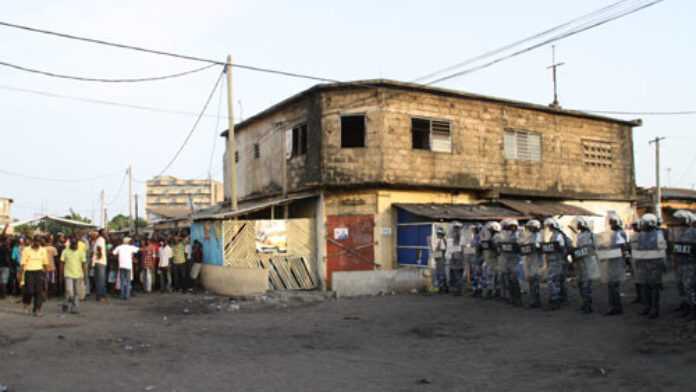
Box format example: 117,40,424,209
649,136,666,223
225,55,238,211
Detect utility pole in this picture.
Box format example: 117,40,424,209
128,164,133,226
225,55,238,210
547,45,565,108
649,137,666,223
134,193,139,236
100,190,106,228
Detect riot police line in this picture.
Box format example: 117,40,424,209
429,210,696,320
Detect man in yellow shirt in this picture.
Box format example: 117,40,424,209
77,235,89,300
61,237,87,314
20,236,49,316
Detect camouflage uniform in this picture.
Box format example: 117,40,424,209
543,231,567,309
634,229,667,318
470,232,484,297
481,232,501,299
671,226,696,320
523,231,544,308
447,235,465,295
500,230,522,306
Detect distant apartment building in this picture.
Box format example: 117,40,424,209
145,176,223,221
0,197,13,226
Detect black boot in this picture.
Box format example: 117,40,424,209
614,284,624,315
648,286,660,319
0,283,6,299
631,283,643,304
686,305,696,322
640,285,652,316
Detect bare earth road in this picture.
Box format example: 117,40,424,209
1,281,695,392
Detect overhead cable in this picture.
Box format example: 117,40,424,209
0,168,120,183
426,0,664,85
157,70,225,176
0,60,218,83
414,0,634,83
0,20,338,83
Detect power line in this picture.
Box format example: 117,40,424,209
581,109,696,116
414,0,635,83
106,170,128,206
207,78,225,178
0,168,121,183
158,70,225,176
426,0,664,85
0,20,338,83
0,84,227,119
0,60,218,83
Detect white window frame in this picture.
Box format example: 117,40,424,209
411,117,452,153
503,129,541,162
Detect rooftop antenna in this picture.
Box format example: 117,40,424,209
547,45,565,108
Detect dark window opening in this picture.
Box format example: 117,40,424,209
253,143,260,159
411,118,430,150
234,151,239,163
291,123,308,157
341,115,366,148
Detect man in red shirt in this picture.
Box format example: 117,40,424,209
140,238,159,293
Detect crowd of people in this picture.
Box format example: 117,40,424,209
430,210,696,320
0,225,204,317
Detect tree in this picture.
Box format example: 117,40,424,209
108,214,147,232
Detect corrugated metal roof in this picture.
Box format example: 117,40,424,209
194,192,319,221
497,199,598,217
394,203,525,221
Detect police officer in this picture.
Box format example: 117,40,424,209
628,220,643,305
602,214,629,316
447,222,465,296
670,210,696,320
480,221,502,299
633,213,667,319
543,218,568,310
470,224,484,298
669,210,691,315
522,220,544,309
572,217,599,314
499,219,523,306
431,226,448,294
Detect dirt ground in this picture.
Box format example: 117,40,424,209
1,279,695,392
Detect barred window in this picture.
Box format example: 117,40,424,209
583,140,614,168
504,129,541,161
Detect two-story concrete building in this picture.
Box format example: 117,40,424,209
209,79,640,290
145,176,223,222
0,197,13,227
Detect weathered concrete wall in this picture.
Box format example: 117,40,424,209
332,269,429,297
201,264,269,296
318,87,636,201
225,96,320,200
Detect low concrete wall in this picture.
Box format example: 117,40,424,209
332,268,429,297
201,264,269,296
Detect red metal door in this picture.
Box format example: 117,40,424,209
326,214,375,289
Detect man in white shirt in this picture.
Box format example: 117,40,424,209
92,229,108,302
158,240,173,293
112,237,139,300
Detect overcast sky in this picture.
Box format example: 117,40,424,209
1,0,692,221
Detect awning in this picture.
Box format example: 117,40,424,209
10,215,97,228
497,199,598,218
394,203,526,221
194,192,319,221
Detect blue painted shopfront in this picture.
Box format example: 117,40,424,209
396,208,434,267
190,221,224,266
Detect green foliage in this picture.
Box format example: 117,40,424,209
108,214,148,232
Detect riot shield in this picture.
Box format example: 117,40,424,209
572,231,601,281
595,231,626,284
520,229,543,281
